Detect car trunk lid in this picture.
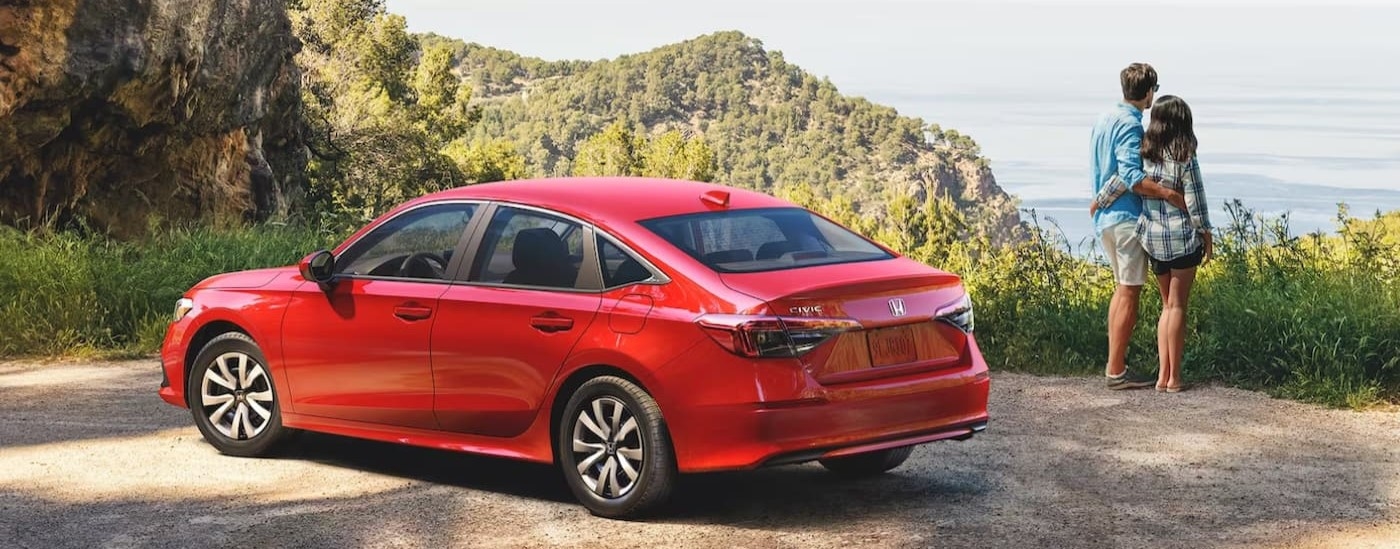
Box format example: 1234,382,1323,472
719,259,973,383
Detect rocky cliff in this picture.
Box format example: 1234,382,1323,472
0,0,304,236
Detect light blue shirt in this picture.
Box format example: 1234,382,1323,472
1090,102,1149,235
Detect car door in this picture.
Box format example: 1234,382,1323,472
281,201,481,429
431,204,604,437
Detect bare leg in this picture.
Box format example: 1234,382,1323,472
1164,267,1197,389
1155,272,1171,389
1106,284,1143,376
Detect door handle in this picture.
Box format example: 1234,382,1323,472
530,313,574,333
394,305,433,321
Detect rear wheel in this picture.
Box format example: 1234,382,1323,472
187,332,296,457
819,446,914,478
557,376,675,518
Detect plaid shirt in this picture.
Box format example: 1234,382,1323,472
1093,154,1213,261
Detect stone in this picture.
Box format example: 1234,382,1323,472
0,0,305,237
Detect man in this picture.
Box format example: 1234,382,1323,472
1090,62,1186,390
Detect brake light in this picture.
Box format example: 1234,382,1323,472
935,293,974,333
696,314,861,358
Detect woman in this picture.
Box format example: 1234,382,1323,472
1091,95,1213,393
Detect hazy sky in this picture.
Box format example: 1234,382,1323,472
386,0,1400,97
384,0,1400,235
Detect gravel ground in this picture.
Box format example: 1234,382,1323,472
2,359,1398,548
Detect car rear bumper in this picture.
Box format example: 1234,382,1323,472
662,335,991,473
761,418,988,467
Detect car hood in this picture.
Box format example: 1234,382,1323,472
193,266,295,290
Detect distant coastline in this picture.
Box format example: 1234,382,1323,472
876,86,1400,251
1015,177,1400,252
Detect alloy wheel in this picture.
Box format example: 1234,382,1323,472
199,352,275,440
570,396,644,498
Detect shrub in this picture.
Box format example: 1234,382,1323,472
0,224,332,356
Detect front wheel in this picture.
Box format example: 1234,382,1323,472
819,446,915,478
557,375,676,519
187,332,296,457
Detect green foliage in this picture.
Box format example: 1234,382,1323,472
794,188,1400,409
0,224,332,357
362,13,415,101
641,130,717,181
442,138,529,183
571,121,645,177
1183,201,1400,407
3,198,1398,409
4,8,1391,413
412,41,470,136
570,122,717,181
437,31,1013,241
291,0,520,228
292,25,1015,241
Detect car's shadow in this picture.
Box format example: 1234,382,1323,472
666,463,991,526
277,431,991,527
279,432,576,504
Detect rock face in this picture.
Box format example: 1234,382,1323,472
0,0,304,236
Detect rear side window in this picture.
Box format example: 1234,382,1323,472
471,207,585,289
597,235,654,288
639,207,892,273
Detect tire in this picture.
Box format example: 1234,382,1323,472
819,446,915,478
186,332,296,457
557,375,676,519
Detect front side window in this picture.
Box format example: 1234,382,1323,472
639,207,892,273
471,207,585,289
335,203,477,280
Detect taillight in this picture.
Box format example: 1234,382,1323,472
696,314,861,358
935,293,974,333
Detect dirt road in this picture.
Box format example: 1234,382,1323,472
2,359,1397,548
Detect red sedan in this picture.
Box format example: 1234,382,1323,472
159,177,990,517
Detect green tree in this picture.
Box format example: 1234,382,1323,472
640,130,717,181
361,12,415,101
291,0,483,225
572,123,716,181
413,41,477,138
413,42,459,112
572,121,645,177
443,139,528,183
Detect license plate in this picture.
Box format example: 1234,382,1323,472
867,325,918,367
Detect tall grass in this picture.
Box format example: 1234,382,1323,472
1,201,1396,408
0,224,333,357
964,201,1400,409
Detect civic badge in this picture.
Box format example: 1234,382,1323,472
888,298,907,317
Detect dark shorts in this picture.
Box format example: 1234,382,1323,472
1149,244,1204,276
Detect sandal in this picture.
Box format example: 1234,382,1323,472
1165,385,1185,393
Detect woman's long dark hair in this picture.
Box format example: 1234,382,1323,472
1142,95,1198,163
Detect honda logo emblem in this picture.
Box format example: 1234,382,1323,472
888,298,907,317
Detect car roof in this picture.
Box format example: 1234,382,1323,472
409,177,796,225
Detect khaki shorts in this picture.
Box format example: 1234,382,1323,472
1101,222,1147,286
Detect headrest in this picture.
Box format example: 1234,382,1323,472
513,228,569,270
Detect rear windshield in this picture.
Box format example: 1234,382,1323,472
639,207,893,273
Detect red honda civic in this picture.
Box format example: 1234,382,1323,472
159,177,990,518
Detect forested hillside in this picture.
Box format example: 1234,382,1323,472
432,31,1023,242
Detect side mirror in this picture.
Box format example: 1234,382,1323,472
298,250,337,285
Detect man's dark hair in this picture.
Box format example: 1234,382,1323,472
1120,63,1158,101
